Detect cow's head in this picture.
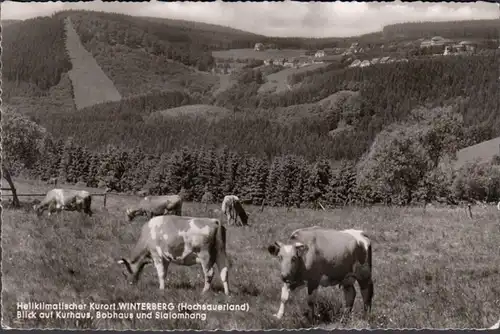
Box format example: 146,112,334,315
33,204,43,217
268,241,308,284
117,258,150,285
125,208,134,221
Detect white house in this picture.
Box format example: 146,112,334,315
315,50,326,58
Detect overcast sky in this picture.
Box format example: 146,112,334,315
2,0,499,37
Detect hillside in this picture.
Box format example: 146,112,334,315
2,15,72,91
65,10,219,98
3,11,500,206
1,19,21,27
383,19,499,41
456,136,500,168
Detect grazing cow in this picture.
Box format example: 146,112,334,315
117,215,229,295
221,195,248,226
126,195,182,221
201,191,214,211
267,226,373,321
33,189,93,217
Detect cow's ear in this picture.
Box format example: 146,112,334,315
294,242,309,257
268,241,281,256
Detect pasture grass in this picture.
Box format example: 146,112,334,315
212,49,307,61
2,179,500,330
258,63,328,94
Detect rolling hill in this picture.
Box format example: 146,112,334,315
3,10,500,205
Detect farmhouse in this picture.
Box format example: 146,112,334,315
314,50,326,58
254,43,265,51
349,59,361,68
420,36,453,48
379,56,391,64
359,60,371,68
274,58,285,66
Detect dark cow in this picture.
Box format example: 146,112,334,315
33,189,93,217
267,227,373,321
126,195,182,221
118,215,230,295
221,195,248,226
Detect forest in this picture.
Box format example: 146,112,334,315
3,12,500,207
383,19,499,41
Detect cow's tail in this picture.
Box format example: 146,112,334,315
367,239,372,273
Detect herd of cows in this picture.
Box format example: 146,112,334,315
28,188,500,327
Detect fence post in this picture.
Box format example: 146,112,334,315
103,188,110,209
466,203,473,219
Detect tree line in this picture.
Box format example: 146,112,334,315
27,129,500,208
382,20,500,41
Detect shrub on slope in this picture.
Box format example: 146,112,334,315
2,15,72,90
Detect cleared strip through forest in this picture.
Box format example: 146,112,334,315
64,17,122,109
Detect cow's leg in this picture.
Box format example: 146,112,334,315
342,281,356,318
152,253,166,290
306,281,320,323
199,254,215,294
215,250,229,296
358,277,374,317
274,283,291,319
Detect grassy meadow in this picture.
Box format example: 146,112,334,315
258,63,329,94
2,179,500,330
212,48,307,61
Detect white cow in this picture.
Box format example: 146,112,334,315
268,226,373,321
33,189,93,217
126,195,183,221
118,215,230,295
221,195,248,226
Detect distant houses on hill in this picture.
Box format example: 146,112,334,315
348,56,408,68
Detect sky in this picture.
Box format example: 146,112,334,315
1,0,499,38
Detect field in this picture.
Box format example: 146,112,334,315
258,63,329,94
65,18,122,109
455,136,500,169
2,179,500,330
212,48,308,61
146,104,233,122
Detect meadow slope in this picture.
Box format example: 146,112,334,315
2,180,500,330
65,18,122,109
